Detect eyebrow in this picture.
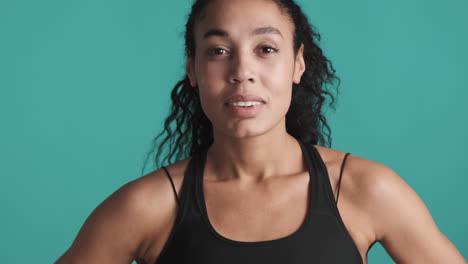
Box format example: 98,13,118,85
202,26,283,40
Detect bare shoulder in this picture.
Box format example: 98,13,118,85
314,145,399,204
313,145,386,200
314,145,467,263
315,144,428,232
55,158,191,264
128,157,191,262
314,145,386,253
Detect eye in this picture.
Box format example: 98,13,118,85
259,45,278,54
210,47,229,56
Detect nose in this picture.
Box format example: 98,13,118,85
228,50,255,84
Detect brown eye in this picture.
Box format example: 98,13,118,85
212,48,229,55
260,46,278,54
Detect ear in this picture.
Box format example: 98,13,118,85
186,55,197,87
293,43,305,84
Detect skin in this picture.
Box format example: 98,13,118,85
55,0,467,263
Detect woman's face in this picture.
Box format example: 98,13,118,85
187,0,305,139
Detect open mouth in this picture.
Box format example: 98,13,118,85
225,101,263,107
224,102,265,118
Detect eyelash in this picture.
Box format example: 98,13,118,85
210,45,279,56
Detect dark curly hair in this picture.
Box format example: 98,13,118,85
142,0,340,173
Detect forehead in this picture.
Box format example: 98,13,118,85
194,0,294,41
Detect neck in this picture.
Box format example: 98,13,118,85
205,127,304,183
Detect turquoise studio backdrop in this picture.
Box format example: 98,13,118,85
1,0,467,263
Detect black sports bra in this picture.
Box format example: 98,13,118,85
157,138,362,263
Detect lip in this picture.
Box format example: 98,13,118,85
223,93,266,118
224,94,266,105
224,102,264,118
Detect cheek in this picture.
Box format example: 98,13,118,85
196,63,226,96
197,64,224,99
262,58,295,103
196,69,224,123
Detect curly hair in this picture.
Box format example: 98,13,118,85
142,0,340,173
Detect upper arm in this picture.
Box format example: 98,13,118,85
363,163,467,264
55,170,174,264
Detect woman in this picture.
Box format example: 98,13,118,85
56,0,467,263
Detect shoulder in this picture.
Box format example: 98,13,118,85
105,157,190,225
314,144,388,178
313,145,391,198
56,158,191,263
314,144,400,202
120,158,191,258
128,157,189,208
313,145,409,238
314,146,466,263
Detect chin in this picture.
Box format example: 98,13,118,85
211,114,286,140
218,123,271,139
230,130,266,139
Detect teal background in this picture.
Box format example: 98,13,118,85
1,0,467,263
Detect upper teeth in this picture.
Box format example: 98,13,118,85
230,101,262,107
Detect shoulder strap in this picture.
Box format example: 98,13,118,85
336,153,351,205
162,166,180,207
